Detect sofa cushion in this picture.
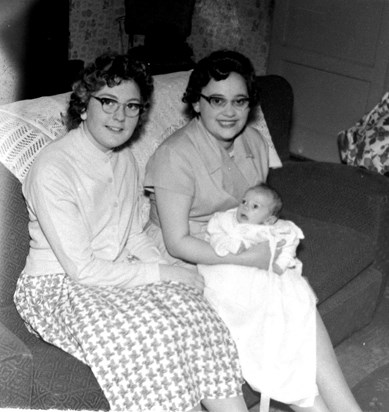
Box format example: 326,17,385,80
286,212,374,303
28,340,109,411
1,304,109,410
0,320,33,408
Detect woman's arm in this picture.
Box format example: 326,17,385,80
155,187,271,268
126,232,204,291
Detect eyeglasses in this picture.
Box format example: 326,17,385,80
91,96,143,117
199,94,250,110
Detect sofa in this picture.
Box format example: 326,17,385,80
1,70,389,411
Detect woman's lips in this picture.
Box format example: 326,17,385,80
218,120,238,128
106,125,123,132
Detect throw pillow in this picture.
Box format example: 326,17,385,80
338,92,389,175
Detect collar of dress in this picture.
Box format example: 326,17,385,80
189,118,254,175
77,123,114,163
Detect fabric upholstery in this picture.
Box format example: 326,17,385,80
0,299,109,411
288,214,373,303
0,162,30,307
256,75,293,163
0,320,33,408
268,161,389,286
28,338,108,410
319,266,382,346
268,161,389,345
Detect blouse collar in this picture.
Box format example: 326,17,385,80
189,118,254,174
78,123,114,162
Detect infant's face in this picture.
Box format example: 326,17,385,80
236,189,275,224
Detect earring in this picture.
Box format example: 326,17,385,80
81,112,87,120
193,102,200,113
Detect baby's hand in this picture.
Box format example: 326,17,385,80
127,254,140,263
273,239,286,263
272,261,283,275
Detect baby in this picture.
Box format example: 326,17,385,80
199,183,318,411
206,182,303,275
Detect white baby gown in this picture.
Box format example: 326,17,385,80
199,209,318,410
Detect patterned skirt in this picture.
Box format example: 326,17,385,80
14,273,244,412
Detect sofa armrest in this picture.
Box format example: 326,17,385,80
0,320,33,408
268,161,389,280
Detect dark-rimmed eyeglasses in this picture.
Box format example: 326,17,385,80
199,94,250,110
91,96,143,117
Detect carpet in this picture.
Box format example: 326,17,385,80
352,362,389,412
337,284,389,412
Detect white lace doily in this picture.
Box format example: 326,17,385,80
0,93,70,181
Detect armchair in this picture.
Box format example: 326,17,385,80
0,71,388,410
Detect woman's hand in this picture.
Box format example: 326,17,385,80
272,262,283,275
233,241,271,269
159,264,205,293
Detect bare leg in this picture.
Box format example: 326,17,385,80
315,310,362,412
290,395,330,412
202,396,249,412
202,310,361,412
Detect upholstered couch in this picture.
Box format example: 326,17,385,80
1,70,389,410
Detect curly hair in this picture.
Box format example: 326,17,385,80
183,49,259,119
65,52,154,131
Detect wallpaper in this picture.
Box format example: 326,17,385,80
69,0,272,74
189,0,273,74
69,0,128,64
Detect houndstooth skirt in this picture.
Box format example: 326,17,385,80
14,273,244,412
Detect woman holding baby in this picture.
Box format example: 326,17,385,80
145,49,362,412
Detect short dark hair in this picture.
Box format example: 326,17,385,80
249,183,283,218
65,52,153,131
183,49,259,119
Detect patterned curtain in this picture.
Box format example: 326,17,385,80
69,0,127,64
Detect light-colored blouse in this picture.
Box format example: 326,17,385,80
145,118,269,238
22,125,162,288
